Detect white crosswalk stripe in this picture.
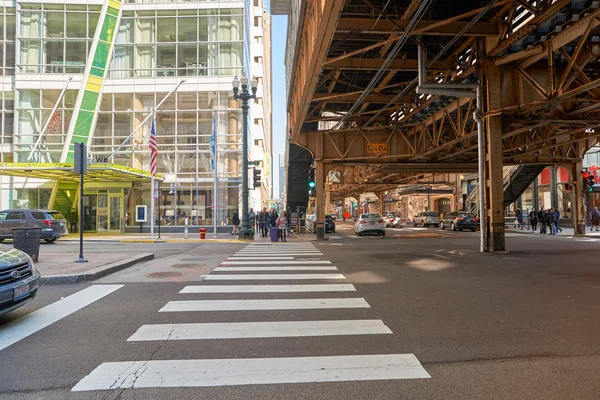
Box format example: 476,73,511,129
72,242,430,392
127,320,392,341
180,284,357,293
214,266,338,271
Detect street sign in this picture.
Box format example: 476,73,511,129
366,143,388,154
329,170,341,183
136,205,148,223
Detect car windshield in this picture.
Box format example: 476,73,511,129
426,212,440,217
458,213,474,218
47,211,66,220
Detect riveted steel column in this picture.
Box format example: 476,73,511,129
483,60,506,251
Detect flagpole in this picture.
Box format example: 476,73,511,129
213,109,219,238
150,109,155,238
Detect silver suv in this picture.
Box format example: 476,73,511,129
413,211,441,227
0,245,40,316
0,209,68,243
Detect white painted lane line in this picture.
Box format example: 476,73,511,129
72,354,430,391
0,285,123,352
127,320,392,341
235,253,323,256
215,266,338,271
204,274,346,281
159,298,368,312
180,284,357,293
227,257,295,260
222,261,332,265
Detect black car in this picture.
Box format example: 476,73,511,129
440,212,477,231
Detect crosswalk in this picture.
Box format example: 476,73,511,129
72,242,430,392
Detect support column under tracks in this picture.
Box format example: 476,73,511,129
570,160,586,236
483,60,506,252
315,132,325,239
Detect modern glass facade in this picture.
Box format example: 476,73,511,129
0,0,270,232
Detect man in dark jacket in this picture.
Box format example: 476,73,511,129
538,208,546,234
546,208,557,235
259,207,269,237
554,208,562,233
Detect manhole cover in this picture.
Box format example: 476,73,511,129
147,271,182,278
171,263,205,269
180,258,208,261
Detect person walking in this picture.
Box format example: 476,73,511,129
546,208,557,235
278,211,289,242
259,207,269,237
591,206,600,232
248,208,256,234
538,208,546,234
516,208,523,230
231,209,240,235
529,208,538,232
554,208,563,233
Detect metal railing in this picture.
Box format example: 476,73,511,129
467,165,519,216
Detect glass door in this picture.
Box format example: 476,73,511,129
97,192,108,232
109,195,122,232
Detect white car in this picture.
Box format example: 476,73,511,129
355,213,386,236
391,216,407,228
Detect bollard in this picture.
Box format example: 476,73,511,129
184,218,189,239
199,228,206,239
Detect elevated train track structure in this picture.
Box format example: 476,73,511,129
275,0,600,250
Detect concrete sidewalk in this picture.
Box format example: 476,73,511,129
36,251,154,284
506,226,600,237
61,232,244,243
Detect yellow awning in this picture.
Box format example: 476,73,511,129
0,163,163,183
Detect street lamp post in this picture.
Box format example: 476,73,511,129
232,74,258,240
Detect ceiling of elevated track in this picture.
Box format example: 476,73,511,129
287,0,600,198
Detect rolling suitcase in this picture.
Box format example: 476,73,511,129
270,227,279,242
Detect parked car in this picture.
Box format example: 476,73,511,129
413,212,441,227
390,215,407,228
0,245,41,316
355,213,386,236
440,211,477,232
384,212,397,227
0,209,68,243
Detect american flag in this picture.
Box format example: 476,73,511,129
48,110,61,134
149,117,157,176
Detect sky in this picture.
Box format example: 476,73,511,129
270,15,288,197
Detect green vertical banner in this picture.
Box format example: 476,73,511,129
60,0,123,163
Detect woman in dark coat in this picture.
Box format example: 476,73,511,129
529,208,538,232
231,210,240,235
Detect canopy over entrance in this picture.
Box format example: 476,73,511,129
0,163,163,183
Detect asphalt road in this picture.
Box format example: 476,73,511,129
1,225,599,399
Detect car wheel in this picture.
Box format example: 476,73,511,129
440,222,445,230
0,239,4,243
413,222,417,227
44,238,57,243
451,222,456,231
381,231,386,236
459,229,463,231
357,232,362,236
471,228,476,232
435,224,439,228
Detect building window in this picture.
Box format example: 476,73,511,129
254,16,261,28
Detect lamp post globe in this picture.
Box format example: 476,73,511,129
232,73,257,240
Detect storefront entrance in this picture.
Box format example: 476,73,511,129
83,190,123,232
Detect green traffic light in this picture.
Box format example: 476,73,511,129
309,181,315,188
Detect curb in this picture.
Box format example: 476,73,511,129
120,239,244,243
40,253,154,284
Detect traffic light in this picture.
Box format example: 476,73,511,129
582,171,593,192
253,168,261,188
308,167,316,189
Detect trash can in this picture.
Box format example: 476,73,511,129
270,227,279,243
12,227,41,263
199,228,206,239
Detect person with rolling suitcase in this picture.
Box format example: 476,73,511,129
269,209,279,242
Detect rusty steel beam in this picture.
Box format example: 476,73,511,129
336,18,500,36
323,57,454,70
313,92,413,104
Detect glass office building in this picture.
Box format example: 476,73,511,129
0,0,271,232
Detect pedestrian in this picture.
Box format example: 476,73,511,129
69,208,78,233
248,208,256,234
259,207,269,237
546,208,557,235
269,209,279,242
554,208,563,233
591,206,600,232
231,209,240,235
538,208,546,234
278,211,288,242
516,208,523,230
529,208,538,232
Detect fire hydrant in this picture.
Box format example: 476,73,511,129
199,228,206,239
